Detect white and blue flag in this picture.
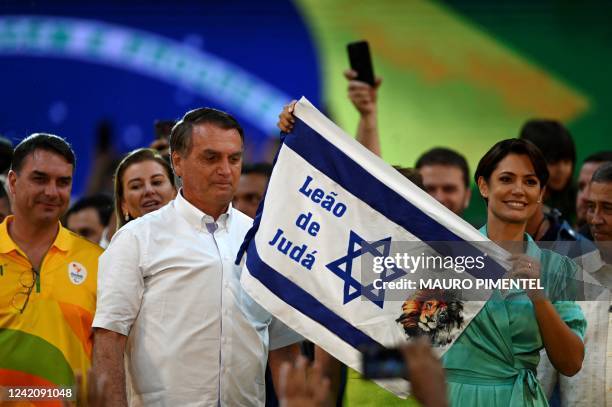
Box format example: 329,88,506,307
237,97,507,397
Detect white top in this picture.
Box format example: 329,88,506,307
93,191,300,407
606,303,612,405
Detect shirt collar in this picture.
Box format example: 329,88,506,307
0,216,71,254
174,189,232,232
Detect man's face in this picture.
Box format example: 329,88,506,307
233,173,269,218
576,162,604,225
419,165,471,216
172,123,242,214
586,181,612,242
66,207,104,244
8,149,72,226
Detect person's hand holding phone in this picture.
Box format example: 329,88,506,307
346,40,382,117
344,69,382,117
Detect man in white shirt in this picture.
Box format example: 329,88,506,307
92,107,301,406
538,162,612,406
585,163,612,404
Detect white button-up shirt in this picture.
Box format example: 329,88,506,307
93,191,300,406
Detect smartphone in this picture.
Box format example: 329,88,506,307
361,345,408,379
154,120,177,140
347,41,376,86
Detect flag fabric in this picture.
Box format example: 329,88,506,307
237,97,507,397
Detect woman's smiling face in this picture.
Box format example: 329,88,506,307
121,159,176,219
478,153,544,225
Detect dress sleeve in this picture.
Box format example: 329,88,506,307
547,255,587,340
553,301,587,340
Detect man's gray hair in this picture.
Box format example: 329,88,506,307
591,162,612,184
169,107,244,157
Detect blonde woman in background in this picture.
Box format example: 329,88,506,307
113,148,177,230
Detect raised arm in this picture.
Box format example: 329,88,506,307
344,69,383,157
276,70,382,157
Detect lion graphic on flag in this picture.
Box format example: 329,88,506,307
396,289,464,347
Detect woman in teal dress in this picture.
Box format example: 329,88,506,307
442,139,586,406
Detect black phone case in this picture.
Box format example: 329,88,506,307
347,41,375,86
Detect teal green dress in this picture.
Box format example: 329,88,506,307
442,226,586,406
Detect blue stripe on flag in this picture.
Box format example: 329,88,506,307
246,241,380,349
284,119,505,280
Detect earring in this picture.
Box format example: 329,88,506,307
124,212,129,222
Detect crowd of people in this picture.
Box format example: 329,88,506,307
0,67,610,407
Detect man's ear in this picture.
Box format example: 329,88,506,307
477,176,489,200
171,151,183,178
7,170,17,196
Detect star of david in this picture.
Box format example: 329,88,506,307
325,230,407,309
